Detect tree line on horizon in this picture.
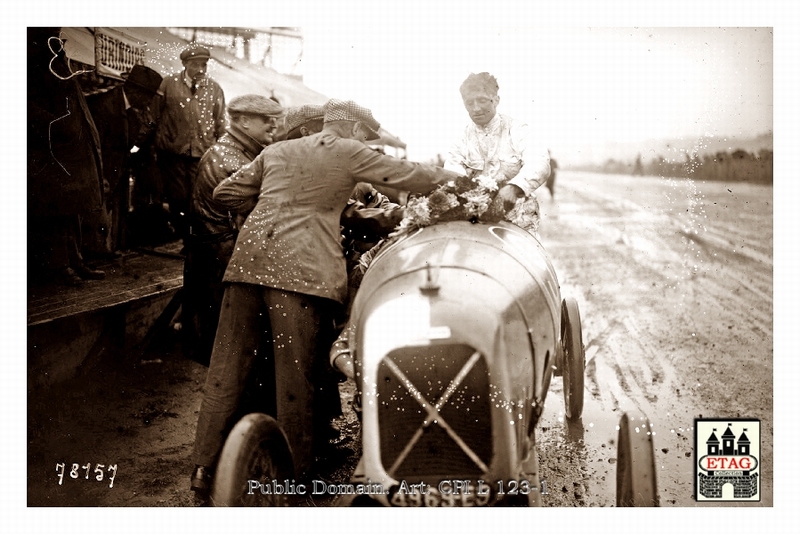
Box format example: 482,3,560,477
569,147,773,185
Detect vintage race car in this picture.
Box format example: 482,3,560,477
211,220,658,507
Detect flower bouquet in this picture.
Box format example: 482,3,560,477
389,173,505,238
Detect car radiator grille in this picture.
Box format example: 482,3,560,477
377,343,492,478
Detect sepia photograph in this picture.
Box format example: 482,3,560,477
7,0,797,531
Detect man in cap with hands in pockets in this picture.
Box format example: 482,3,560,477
154,45,226,243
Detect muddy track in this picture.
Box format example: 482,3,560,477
27,170,772,508
535,171,772,507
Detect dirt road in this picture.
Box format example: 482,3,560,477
26,170,773,508
535,171,772,506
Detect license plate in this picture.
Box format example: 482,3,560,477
388,482,492,507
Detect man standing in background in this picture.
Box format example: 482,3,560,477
154,45,226,244
27,27,106,286
85,64,163,256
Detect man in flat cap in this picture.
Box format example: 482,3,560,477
280,103,326,140
190,99,460,491
280,105,404,277
153,44,226,245
183,94,284,368
276,103,405,453
84,64,164,256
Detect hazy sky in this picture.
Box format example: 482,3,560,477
301,26,773,162
12,3,777,164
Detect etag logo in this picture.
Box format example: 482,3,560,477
695,419,760,502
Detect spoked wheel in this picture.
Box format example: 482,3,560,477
211,413,295,507
616,411,659,507
561,297,585,420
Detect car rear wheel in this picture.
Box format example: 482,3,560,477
561,297,585,420
211,413,295,507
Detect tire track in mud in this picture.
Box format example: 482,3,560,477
559,174,772,270
577,310,706,506
583,315,679,418
553,209,695,420
563,201,765,422
674,229,772,338
547,194,682,421
696,225,773,266
631,219,773,342
583,318,640,413
538,173,772,506
561,177,772,342
545,275,682,505
688,279,772,339
543,178,724,504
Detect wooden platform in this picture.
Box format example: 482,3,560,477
27,243,184,389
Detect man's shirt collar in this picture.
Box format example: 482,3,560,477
471,113,502,134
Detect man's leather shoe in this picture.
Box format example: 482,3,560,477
53,267,85,286
74,264,106,280
190,465,212,493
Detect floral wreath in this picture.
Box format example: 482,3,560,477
390,172,506,237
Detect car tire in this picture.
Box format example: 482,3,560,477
561,297,585,420
616,410,659,506
211,413,295,507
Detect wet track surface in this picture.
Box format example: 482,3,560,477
27,170,773,507
534,171,772,506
